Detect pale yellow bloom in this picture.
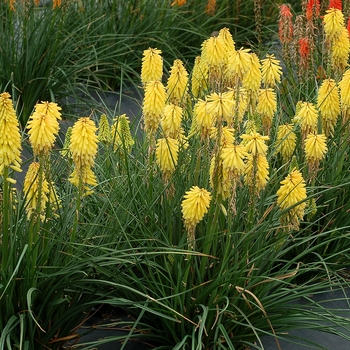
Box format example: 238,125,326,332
0,92,22,176
193,99,215,138
142,80,167,135
242,53,262,92
191,56,209,98
69,117,98,193
275,124,296,162
23,162,49,221
244,153,269,192
304,133,327,162
276,168,307,230
27,112,59,156
34,101,62,121
293,101,318,140
166,59,189,106
227,48,251,83
317,78,340,136
256,88,277,133
156,137,179,175
204,35,227,69
338,69,350,122
206,92,234,122
218,27,235,52
181,186,211,230
323,8,344,42
141,48,163,84
260,54,283,87
240,132,269,155
161,103,183,139
331,27,350,73
221,143,248,179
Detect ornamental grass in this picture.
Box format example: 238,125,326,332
1,0,350,349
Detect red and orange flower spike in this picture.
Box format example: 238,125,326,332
329,0,342,11
279,4,294,45
306,0,320,21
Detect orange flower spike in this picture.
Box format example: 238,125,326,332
171,0,186,6
53,0,62,9
306,0,320,21
205,0,216,16
279,4,293,44
329,0,342,10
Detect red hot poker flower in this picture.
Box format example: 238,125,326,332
329,0,342,10
279,4,293,44
306,0,320,21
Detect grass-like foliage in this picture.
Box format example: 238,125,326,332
1,0,350,349
0,0,280,128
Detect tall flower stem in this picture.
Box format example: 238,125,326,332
1,167,10,270
70,177,83,255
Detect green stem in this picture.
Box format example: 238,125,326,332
2,167,10,270
70,177,82,254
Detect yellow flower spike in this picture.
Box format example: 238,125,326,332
338,69,350,123
293,101,318,141
98,114,112,145
181,186,212,231
161,103,183,139
225,88,248,124
204,35,227,69
166,59,189,106
323,8,344,42
227,48,251,83
27,111,59,156
23,162,49,221
260,54,283,88
142,80,167,135
221,143,248,180
70,117,98,167
69,117,98,193
193,99,215,139
69,165,97,189
275,124,296,162
304,133,327,180
218,27,235,53
331,27,350,73
242,53,262,92
244,153,269,192
155,137,179,175
34,101,62,121
111,114,134,152
210,126,235,147
0,92,22,176
206,92,235,122
141,48,163,85
240,131,269,155
256,88,277,133
276,168,307,230
191,56,209,99
304,133,328,162
317,78,340,136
